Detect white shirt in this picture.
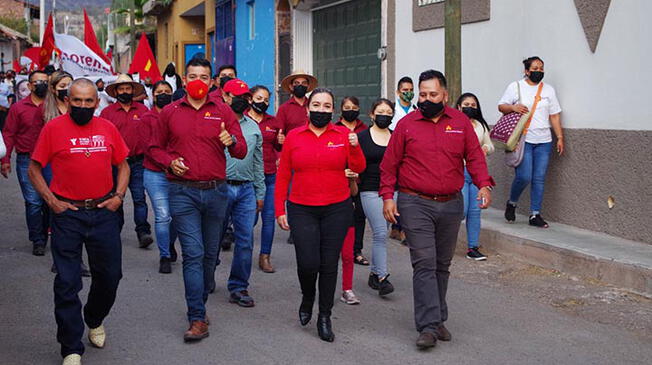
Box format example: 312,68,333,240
95,91,116,116
390,97,416,130
498,79,562,144
165,75,178,93
0,131,6,159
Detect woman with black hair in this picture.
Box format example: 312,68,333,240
456,93,494,261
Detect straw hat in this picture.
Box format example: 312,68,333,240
280,70,318,94
105,74,146,98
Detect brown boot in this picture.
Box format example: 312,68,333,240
259,254,276,273
183,320,209,342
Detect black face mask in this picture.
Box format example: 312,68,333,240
251,101,269,114
116,93,133,104
33,83,48,98
97,87,104,92
155,94,172,109
418,100,445,119
461,107,480,120
528,71,544,83
220,76,234,89
230,96,250,114
374,114,393,129
309,111,332,128
293,85,308,98
69,106,95,126
341,110,360,123
57,89,68,102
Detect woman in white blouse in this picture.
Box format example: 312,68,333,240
498,56,564,228
456,93,494,261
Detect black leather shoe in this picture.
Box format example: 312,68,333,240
299,297,314,326
169,243,178,262
159,257,172,274
32,243,46,256
435,324,452,341
229,290,255,307
505,201,516,222
416,332,437,349
138,233,154,248
316,314,334,342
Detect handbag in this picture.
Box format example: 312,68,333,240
490,82,544,151
503,82,544,168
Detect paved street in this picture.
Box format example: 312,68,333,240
0,178,650,365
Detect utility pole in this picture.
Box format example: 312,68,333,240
444,0,461,105
39,0,45,43
130,0,136,59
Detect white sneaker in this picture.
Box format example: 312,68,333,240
62,354,81,365
88,325,106,348
340,290,361,305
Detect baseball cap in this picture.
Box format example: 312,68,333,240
223,79,251,97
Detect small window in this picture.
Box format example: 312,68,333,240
248,0,255,40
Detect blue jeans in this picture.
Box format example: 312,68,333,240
51,207,122,357
220,182,256,293
360,191,392,278
16,153,52,244
169,182,228,322
143,169,177,258
461,168,481,249
509,142,552,214
254,174,275,255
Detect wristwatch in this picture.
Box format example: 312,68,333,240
482,186,493,191
230,134,238,146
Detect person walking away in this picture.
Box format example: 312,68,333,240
28,78,130,365
380,70,494,349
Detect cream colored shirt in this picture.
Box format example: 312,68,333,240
472,119,494,156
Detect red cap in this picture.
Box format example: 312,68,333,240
223,79,251,96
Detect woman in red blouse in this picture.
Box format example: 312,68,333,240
275,88,366,343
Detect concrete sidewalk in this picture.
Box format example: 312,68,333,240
460,208,652,296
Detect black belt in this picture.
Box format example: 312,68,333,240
398,188,460,202
17,152,30,156
171,179,225,190
226,180,251,186
54,192,114,210
127,154,144,163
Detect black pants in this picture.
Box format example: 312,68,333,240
51,208,122,357
397,192,463,334
352,193,366,255
288,198,353,316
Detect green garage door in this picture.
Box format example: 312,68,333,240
313,0,381,123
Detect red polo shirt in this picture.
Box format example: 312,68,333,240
1,96,44,164
335,119,368,133
150,96,247,182
209,87,224,102
99,101,150,157
140,108,164,172
31,114,129,200
274,123,366,217
276,97,309,134
379,107,495,200
246,110,281,174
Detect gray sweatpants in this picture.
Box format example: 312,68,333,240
397,192,464,334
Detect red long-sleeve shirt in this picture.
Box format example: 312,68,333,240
246,110,281,175
1,97,43,164
140,108,164,172
335,119,368,134
275,123,366,217
149,96,247,182
99,102,150,157
379,107,495,200
276,97,309,134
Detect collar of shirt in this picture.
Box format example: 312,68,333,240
288,97,308,107
335,119,365,131
295,122,340,136
179,95,219,110
413,106,456,124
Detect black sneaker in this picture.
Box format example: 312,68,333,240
170,243,178,262
32,243,46,256
378,275,395,296
529,214,549,228
220,231,234,251
466,247,487,261
368,273,380,290
159,257,172,274
229,290,255,307
505,201,516,222
81,262,91,277
138,233,154,249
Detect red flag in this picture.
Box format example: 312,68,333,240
13,59,21,73
24,47,42,65
39,14,56,67
128,32,162,82
83,9,111,64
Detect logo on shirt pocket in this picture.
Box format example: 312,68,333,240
203,111,222,121
445,125,463,134
327,141,344,148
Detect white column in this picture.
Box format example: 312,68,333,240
291,9,312,74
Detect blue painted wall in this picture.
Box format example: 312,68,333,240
235,0,276,110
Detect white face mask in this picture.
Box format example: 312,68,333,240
18,86,31,100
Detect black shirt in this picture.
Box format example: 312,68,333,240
358,129,389,192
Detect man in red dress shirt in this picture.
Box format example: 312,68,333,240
28,78,130,365
149,58,247,342
1,70,52,255
275,70,318,146
380,70,495,349
101,74,153,247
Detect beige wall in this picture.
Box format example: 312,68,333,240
156,0,208,72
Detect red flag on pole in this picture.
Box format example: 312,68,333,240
128,33,162,82
24,47,42,65
39,14,56,68
83,9,111,64
13,59,21,73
